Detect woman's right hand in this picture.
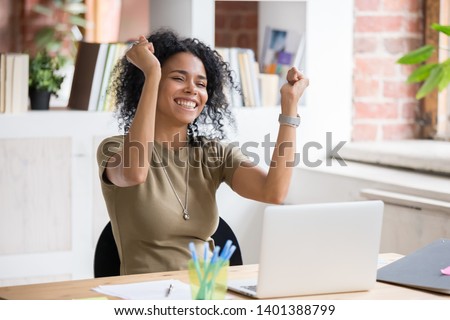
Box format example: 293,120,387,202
125,35,161,78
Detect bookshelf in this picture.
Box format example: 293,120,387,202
0,0,354,284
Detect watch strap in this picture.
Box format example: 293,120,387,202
278,113,301,128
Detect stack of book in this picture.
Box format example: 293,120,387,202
68,41,128,112
216,26,305,108
216,47,268,107
0,53,29,114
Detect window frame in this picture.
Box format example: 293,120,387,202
424,0,450,140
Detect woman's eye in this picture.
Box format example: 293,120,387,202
173,77,184,81
197,82,206,88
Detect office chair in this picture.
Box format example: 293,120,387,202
93,217,243,278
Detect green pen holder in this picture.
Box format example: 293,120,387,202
188,259,229,300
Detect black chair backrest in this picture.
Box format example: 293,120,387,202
94,217,243,278
93,222,120,278
212,217,243,267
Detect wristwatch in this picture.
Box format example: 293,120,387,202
278,114,301,128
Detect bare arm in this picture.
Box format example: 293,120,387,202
231,68,309,204
106,36,161,187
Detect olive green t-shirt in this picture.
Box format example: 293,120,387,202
97,136,248,275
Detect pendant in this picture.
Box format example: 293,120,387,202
183,209,190,220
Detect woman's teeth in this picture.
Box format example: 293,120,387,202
176,100,196,109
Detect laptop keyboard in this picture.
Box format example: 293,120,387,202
243,285,257,293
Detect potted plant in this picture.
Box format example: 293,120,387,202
397,23,450,99
31,0,88,106
28,51,65,110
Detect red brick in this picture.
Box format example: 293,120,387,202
354,79,380,98
354,102,399,119
383,37,423,55
401,102,418,120
215,32,232,47
406,16,423,33
382,123,417,139
401,64,418,77
351,124,379,141
243,13,258,29
354,37,378,53
216,1,257,11
355,0,380,11
355,16,403,32
383,81,418,99
354,57,397,78
215,14,226,29
382,0,422,12
230,15,241,30
237,33,251,49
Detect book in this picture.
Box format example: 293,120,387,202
214,47,233,107
0,54,6,113
0,53,29,113
4,54,15,113
244,48,262,107
258,73,279,107
87,43,108,111
377,238,450,295
11,54,29,113
103,42,128,112
68,42,109,111
228,48,244,107
237,50,253,107
96,43,117,111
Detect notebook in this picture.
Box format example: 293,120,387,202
377,238,450,295
228,200,384,298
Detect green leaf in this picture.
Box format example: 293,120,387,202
32,4,52,16
431,23,450,36
64,3,86,14
397,45,435,64
407,63,437,83
35,28,56,48
438,63,450,91
416,64,444,99
69,15,88,27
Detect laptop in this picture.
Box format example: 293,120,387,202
377,238,450,295
228,200,384,298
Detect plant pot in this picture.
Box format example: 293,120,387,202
29,88,51,110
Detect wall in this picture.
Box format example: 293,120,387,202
352,0,424,141
215,1,258,58
150,0,215,46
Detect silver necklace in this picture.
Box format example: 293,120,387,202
153,146,190,220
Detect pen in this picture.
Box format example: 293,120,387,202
166,283,174,297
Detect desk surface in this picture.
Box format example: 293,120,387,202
0,254,448,300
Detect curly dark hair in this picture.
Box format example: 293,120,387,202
109,28,237,144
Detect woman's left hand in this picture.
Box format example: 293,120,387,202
280,67,309,115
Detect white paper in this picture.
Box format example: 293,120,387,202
92,279,191,300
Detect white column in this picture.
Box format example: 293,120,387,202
150,0,215,46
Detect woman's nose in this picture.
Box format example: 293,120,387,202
184,81,197,94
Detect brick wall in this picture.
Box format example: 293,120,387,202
352,0,424,141
0,0,23,52
215,1,258,59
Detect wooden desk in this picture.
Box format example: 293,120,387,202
0,254,448,300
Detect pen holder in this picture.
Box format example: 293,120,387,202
188,259,229,300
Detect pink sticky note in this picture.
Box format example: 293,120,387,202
440,266,450,275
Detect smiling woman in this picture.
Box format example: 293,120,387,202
96,28,308,275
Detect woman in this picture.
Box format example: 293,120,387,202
97,29,308,275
